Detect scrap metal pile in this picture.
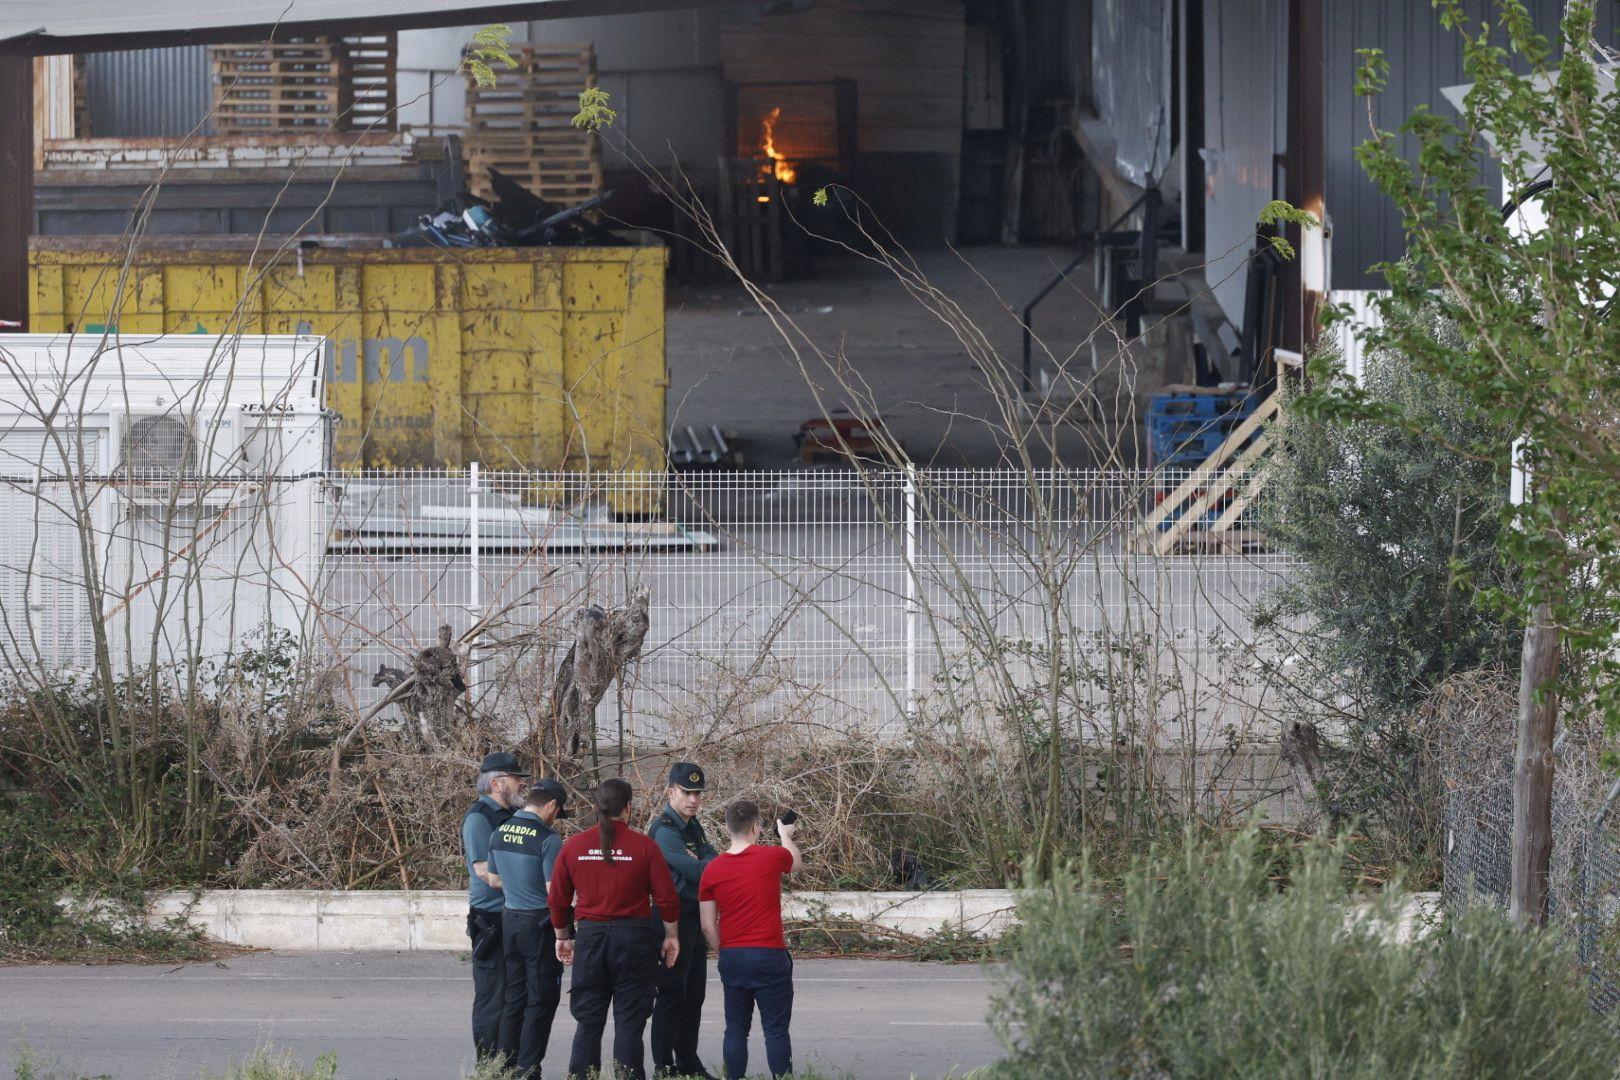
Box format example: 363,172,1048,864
401,167,618,248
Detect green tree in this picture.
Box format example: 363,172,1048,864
1314,0,1620,925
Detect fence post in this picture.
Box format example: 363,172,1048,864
904,464,918,717
468,461,481,693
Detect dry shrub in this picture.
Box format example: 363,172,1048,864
1427,665,1614,914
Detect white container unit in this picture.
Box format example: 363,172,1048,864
0,334,327,674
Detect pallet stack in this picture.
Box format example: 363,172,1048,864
337,35,398,132
210,35,397,134
463,43,603,204
1146,389,1261,470
211,40,343,134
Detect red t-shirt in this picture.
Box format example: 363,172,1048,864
549,824,681,929
698,844,794,950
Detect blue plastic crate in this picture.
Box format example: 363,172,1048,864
1147,413,1246,439
1153,428,1236,458
1147,391,1258,421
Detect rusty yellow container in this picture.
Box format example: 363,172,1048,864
29,237,668,476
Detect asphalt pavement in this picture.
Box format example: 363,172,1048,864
0,951,1003,1080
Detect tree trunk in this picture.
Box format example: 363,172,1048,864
1510,600,1560,928
548,589,650,764
1280,719,1328,830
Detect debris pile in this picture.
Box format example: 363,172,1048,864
402,167,618,248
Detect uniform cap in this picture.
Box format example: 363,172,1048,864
478,750,529,776
527,778,572,818
668,762,706,791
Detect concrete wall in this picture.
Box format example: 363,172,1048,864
149,889,1019,950
142,886,1439,951
397,12,727,168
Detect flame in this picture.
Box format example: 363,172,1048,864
761,107,797,184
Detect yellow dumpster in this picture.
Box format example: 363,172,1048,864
29,237,668,476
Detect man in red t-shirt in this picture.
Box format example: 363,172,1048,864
698,800,802,1080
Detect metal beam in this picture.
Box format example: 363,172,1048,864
1284,0,1325,354
0,0,726,56
0,54,32,328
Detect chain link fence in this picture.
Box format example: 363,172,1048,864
1437,671,1620,1012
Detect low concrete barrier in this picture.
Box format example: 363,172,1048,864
147,889,1020,951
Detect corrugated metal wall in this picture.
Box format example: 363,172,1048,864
82,47,212,137
1324,0,1610,290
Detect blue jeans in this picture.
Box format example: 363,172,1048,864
717,947,793,1080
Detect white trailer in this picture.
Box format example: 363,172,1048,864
0,333,327,676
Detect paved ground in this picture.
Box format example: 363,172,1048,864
1,952,1002,1080
667,245,1123,469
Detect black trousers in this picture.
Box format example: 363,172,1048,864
650,909,708,1071
500,909,564,1079
567,920,662,1080
468,907,508,1060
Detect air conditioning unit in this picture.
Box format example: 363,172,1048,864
115,411,248,510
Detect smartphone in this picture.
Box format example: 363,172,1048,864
779,810,799,826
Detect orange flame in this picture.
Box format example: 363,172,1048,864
761,107,797,184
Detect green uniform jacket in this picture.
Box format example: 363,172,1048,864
648,804,718,909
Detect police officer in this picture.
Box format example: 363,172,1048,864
489,778,570,1079
463,750,529,1061
648,762,719,1079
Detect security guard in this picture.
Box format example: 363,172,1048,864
648,762,719,1079
489,778,570,1080
463,750,529,1061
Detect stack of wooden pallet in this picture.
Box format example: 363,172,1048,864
337,35,397,132
210,35,396,134
463,43,603,204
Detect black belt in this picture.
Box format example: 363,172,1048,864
576,917,656,928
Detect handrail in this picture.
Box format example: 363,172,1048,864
1019,188,1156,393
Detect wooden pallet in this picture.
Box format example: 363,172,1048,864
338,35,397,133
1131,389,1282,555
667,160,787,283
463,42,602,203
211,35,396,134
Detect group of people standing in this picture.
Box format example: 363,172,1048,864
461,751,801,1080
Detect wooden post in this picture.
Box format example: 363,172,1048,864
1510,599,1560,928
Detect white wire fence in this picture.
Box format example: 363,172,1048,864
0,467,1301,742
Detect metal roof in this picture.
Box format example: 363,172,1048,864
0,0,718,54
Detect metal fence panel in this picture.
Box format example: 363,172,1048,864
1,467,1299,743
